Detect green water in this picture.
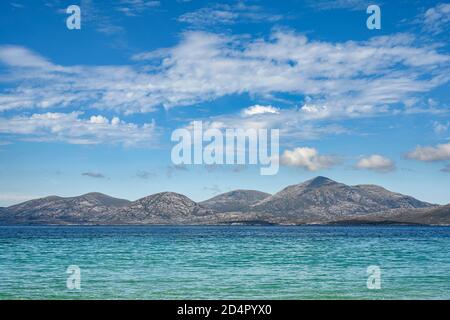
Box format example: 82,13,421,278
0,225,449,299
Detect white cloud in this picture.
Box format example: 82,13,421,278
116,0,160,16
433,121,449,134
89,115,109,124
281,147,337,171
0,112,157,146
423,3,450,35
178,2,282,26
309,0,376,11
242,105,279,116
189,105,348,143
0,45,54,68
56,0,126,35
111,117,121,125
406,142,450,162
355,154,396,172
0,30,449,116
131,48,171,61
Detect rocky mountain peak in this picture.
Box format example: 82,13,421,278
105,191,215,224
303,176,337,188
135,192,196,206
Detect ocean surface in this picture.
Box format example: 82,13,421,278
0,225,449,300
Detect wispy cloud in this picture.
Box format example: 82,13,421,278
10,2,26,9
81,172,107,179
0,30,449,118
76,0,126,35
178,2,282,26
0,112,157,146
308,0,378,11
433,121,450,134
422,3,450,35
0,45,53,68
186,105,349,142
116,0,160,16
136,170,157,179
203,184,222,195
166,164,188,178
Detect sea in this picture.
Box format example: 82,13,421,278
0,225,449,299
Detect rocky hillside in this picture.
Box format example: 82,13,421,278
250,176,433,223
200,190,271,213
333,204,450,225
112,192,215,224
0,177,445,225
1,193,130,224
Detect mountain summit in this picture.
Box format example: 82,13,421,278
251,176,433,223
303,176,337,188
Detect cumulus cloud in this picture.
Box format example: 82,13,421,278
89,115,109,124
355,154,396,172
242,105,279,116
0,112,157,146
0,30,448,116
280,147,337,171
441,163,450,172
406,142,450,162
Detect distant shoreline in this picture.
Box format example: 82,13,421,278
1,223,448,227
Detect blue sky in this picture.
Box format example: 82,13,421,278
0,0,449,206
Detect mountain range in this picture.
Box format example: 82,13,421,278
0,177,448,225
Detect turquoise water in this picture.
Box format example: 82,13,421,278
0,225,449,299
